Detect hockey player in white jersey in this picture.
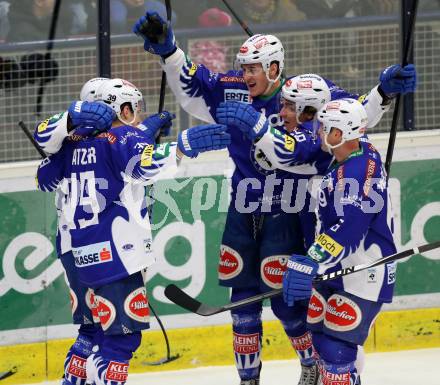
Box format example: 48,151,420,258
35,78,230,385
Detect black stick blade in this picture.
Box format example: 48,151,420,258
164,284,221,316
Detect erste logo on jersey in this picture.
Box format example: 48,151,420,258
124,287,149,323
95,295,116,331
218,245,243,280
73,241,113,268
307,289,326,324
324,294,362,332
224,89,251,103
261,255,288,288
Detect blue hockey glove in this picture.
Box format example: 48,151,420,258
216,101,269,140
133,11,176,57
283,254,319,307
177,124,231,158
68,101,115,136
138,111,176,140
379,63,417,97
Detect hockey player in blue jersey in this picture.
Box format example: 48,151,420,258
35,78,230,385
283,98,396,385
34,77,177,385
133,10,416,385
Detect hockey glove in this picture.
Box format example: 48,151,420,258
138,111,176,140
68,101,115,136
133,11,176,57
283,254,319,307
216,101,269,141
379,64,417,98
177,124,231,158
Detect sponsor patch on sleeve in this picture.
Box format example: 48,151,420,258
188,62,198,76
284,134,295,152
37,118,50,133
313,233,344,258
140,144,154,167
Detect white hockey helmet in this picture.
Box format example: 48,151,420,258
96,78,145,125
282,74,331,116
318,98,368,148
79,77,109,102
236,34,284,84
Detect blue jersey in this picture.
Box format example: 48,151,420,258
308,141,396,302
161,48,388,212
36,125,178,288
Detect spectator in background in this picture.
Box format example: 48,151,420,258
233,0,306,25
110,0,177,34
0,1,9,43
189,7,233,74
295,0,399,19
6,0,86,42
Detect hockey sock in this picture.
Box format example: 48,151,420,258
63,324,99,385
231,288,263,381
86,332,141,385
272,296,315,366
286,329,315,366
313,333,360,385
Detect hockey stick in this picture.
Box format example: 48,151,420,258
155,0,172,144
0,367,17,381
221,0,253,37
18,121,47,158
384,0,419,179
35,0,62,117
165,240,440,316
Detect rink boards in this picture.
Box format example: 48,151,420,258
0,130,439,383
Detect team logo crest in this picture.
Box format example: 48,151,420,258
307,289,326,324
261,256,288,288
218,245,243,280
95,295,116,331
239,46,248,54
124,287,149,323
324,294,362,332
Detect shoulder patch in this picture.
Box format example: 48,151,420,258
284,134,295,152
37,119,50,133
188,62,198,76
140,144,154,167
154,143,171,159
